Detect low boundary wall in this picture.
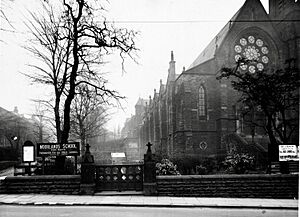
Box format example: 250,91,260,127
0,175,80,195
157,174,298,199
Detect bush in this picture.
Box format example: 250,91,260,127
170,156,201,175
222,149,255,174
195,164,207,175
156,159,180,175
169,156,218,175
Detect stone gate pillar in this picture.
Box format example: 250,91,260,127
80,144,95,195
143,142,157,195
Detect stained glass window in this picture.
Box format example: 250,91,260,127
257,63,264,71
240,38,247,46
198,86,206,117
243,46,260,60
248,36,255,43
249,65,256,73
261,47,269,54
256,39,263,47
262,56,269,64
234,35,270,73
235,45,242,53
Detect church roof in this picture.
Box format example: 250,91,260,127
188,8,241,69
135,98,148,107
188,0,271,70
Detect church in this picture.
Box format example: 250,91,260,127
122,0,300,164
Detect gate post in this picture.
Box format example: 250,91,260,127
80,144,95,195
143,142,157,195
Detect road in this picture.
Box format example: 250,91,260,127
0,205,297,217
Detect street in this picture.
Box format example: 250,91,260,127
0,205,297,217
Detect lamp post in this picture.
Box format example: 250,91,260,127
10,136,20,161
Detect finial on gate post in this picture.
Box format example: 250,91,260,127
145,142,153,161
85,143,91,154
83,143,94,163
80,143,95,195
146,142,152,153
143,142,157,195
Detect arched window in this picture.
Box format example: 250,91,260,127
198,86,206,117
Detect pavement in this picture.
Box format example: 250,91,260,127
0,194,298,210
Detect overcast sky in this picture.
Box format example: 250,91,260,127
0,0,268,131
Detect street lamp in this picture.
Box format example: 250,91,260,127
11,136,18,141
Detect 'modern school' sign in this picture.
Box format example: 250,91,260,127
37,142,80,157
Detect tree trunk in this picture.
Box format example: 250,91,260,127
266,115,279,163
61,14,80,143
81,136,86,156
57,15,80,174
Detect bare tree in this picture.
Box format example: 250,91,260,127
70,84,110,155
31,101,56,143
24,0,138,144
0,0,15,34
24,0,137,172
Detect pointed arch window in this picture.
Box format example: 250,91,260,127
198,86,206,117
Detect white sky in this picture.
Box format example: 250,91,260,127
0,0,268,131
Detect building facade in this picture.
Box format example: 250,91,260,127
0,106,41,160
123,0,300,162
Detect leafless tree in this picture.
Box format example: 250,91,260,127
0,0,15,33
70,84,110,155
24,0,138,145
31,101,56,143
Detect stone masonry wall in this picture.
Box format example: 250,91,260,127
0,175,81,195
157,174,298,199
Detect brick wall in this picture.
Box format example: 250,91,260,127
0,175,80,195
157,174,298,199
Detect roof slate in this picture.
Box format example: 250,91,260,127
188,8,241,69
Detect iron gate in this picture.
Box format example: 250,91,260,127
95,164,143,192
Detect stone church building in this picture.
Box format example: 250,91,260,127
122,0,299,163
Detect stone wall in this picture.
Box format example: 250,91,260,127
0,175,80,195
157,174,298,199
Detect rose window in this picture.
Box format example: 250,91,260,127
243,46,260,60
234,35,270,73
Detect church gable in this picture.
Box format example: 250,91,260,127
233,0,270,22
217,0,284,71
188,0,282,72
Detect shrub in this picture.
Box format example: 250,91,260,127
196,164,207,175
156,158,180,175
171,156,201,175
223,148,255,174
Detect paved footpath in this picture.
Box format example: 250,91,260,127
0,194,298,210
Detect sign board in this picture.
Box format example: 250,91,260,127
128,142,138,148
111,152,126,158
37,142,80,157
279,145,299,161
23,146,34,162
22,141,35,162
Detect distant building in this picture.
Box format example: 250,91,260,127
0,106,39,160
123,0,299,164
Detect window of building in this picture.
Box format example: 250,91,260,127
234,35,270,73
198,86,206,117
199,141,208,150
